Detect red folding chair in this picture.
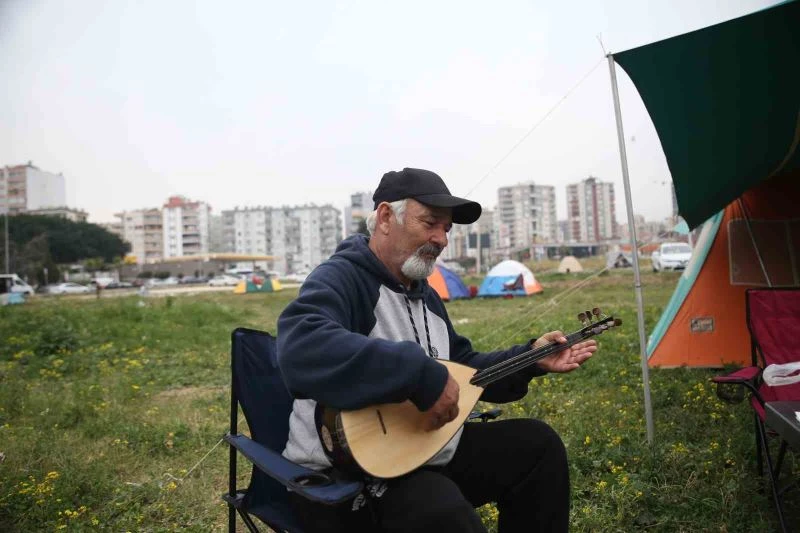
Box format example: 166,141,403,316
713,288,800,532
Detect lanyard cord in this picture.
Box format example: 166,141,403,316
403,294,433,357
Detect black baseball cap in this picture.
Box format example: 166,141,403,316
372,168,482,224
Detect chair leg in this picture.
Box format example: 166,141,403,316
775,440,787,481
237,508,263,533
756,418,790,533
755,414,763,476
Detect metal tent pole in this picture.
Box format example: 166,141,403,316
607,54,654,445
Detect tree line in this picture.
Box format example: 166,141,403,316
0,214,129,285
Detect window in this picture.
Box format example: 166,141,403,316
728,219,800,287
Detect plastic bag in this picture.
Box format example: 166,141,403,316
762,362,800,386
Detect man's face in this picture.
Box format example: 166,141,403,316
392,199,453,281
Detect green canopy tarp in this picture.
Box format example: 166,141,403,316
613,0,800,228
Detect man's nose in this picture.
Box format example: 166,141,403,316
431,227,448,248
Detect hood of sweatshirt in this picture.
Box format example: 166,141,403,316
331,234,428,300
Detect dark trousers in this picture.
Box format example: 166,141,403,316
288,418,570,533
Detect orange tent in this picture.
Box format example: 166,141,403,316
647,172,800,367
427,264,470,301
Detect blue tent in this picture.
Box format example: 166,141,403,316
478,260,543,297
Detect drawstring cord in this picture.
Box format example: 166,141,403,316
403,294,434,357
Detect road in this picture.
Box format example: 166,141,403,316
33,282,302,301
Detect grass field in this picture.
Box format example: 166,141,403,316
1,263,797,531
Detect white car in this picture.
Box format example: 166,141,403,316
49,282,91,294
0,274,35,295
652,242,692,272
208,274,241,287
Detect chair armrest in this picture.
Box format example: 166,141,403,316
711,366,760,384
711,366,764,404
225,433,363,505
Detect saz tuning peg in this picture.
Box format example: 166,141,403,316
613,318,623,327
592,307,601,318
577,312,587,323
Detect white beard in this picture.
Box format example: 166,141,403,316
401,245,440,280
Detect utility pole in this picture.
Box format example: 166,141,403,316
4,209,8,274
3,167,9,274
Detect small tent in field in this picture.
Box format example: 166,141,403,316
646,173,800,367
234,275,282,295
606,251,632,269
427,263,470,301
557,256,583,274
478,260,543,297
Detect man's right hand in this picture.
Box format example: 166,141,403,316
423,373,460,431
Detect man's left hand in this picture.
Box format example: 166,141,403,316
534,331,597,373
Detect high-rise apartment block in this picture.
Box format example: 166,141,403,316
496,182,557,251
162,196,211,259
566,176,618,242
116,208,164,264
344,191,372,236
221,204,342,275
1,163,66,215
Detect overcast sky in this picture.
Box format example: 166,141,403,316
1,0,772,224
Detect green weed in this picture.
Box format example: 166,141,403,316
0,273,795,531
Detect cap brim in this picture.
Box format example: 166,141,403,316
414,193,482,224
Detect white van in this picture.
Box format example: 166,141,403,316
0,274,35,295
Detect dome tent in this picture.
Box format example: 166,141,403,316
427,263,470,301
478,260,543,297
557,256,583,273
234,274,282,294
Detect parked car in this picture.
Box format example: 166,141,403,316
147,277,180,287
0,274,35,295
48,282,92,294
208,274,240,287
105,281,134,289
179,276,207,285
652,242,693,272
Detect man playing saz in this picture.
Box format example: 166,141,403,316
277,168,598,532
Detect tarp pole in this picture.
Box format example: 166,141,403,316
607,55,654,445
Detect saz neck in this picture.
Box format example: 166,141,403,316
469,324,603,388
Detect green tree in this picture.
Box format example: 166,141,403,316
2,215,129,269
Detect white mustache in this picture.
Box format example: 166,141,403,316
417,243,443,257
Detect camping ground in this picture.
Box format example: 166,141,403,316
1,261,797,531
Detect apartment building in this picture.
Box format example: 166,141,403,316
162,196,211,259
1,163,66,215
116,208,164,264
442,208,494,273
566,176,618,242
496,182,558,252
221,204,342,275
344,191,372,237
207,214,224,253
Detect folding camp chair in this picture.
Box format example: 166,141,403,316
223,327,364,532
712,288,800,533
223,327,504,532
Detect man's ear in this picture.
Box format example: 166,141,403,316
375,202,393,235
